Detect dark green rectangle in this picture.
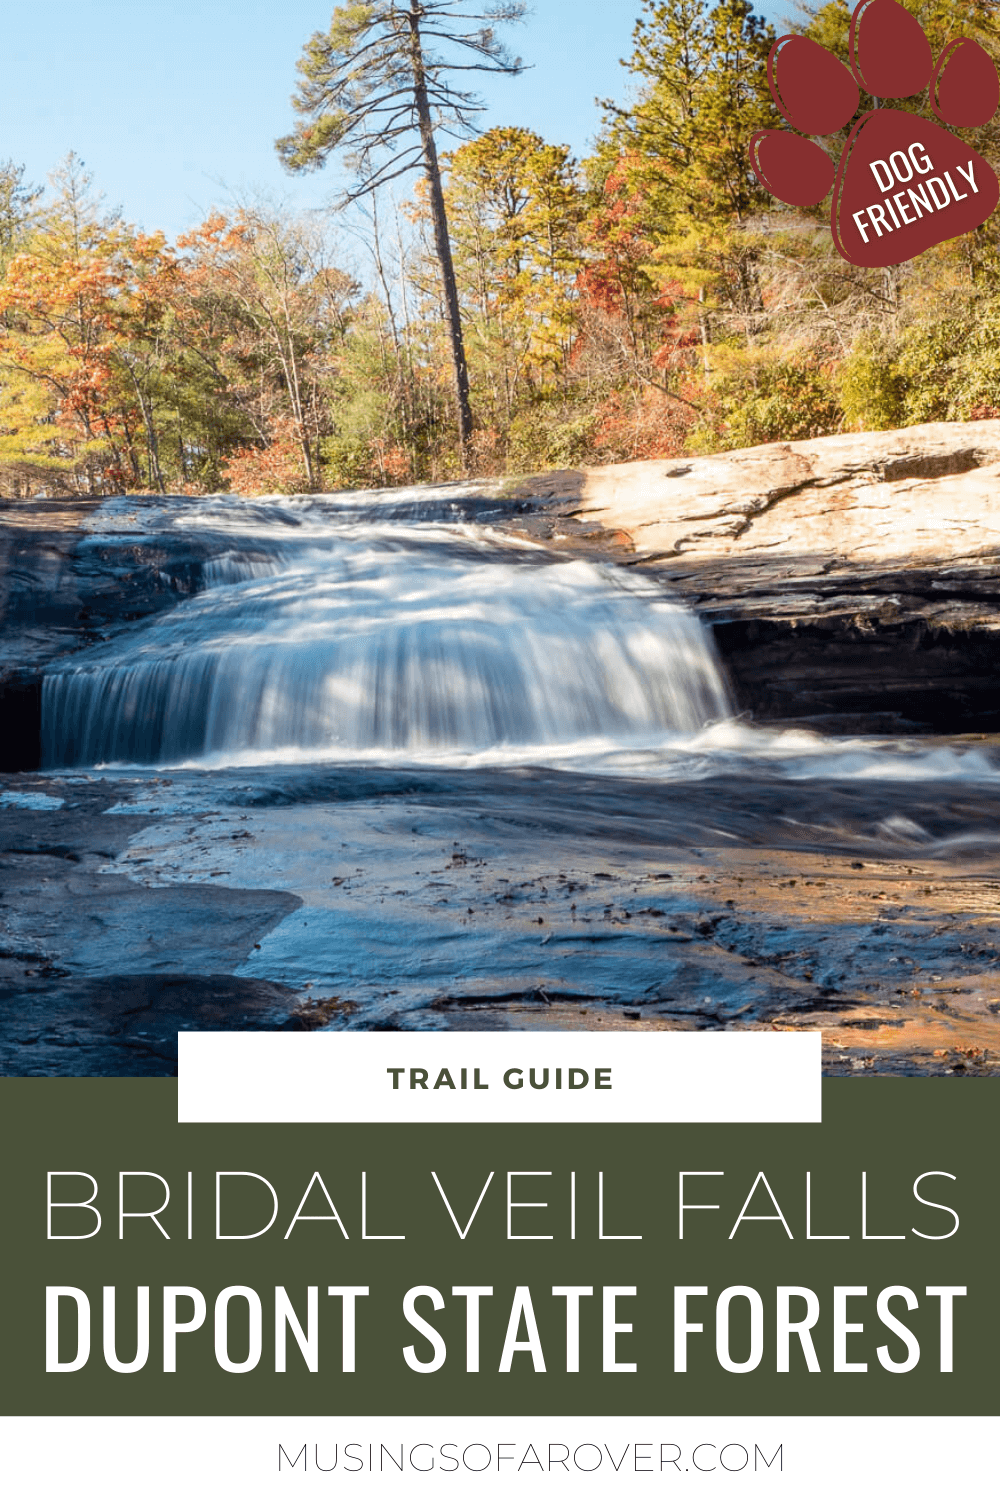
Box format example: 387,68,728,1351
0,1078,995,1416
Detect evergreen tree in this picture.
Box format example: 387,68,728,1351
697,0,777,224
606,0,709,234
603,0,776,233
592,0,778,379
0,160,39,263
276,1,526,462
443,127,584,423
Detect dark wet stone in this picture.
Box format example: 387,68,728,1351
0,973,302,1076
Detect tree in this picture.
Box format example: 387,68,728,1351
276,0,526,461
601,1,776,233
176,206,358,489
0,160,39,265
602,0,708,238
0,155,165,493
442,127,584,427
576,157,698,425
589,2,779,388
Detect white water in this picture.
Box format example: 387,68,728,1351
42,494,732,769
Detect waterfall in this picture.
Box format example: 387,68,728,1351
41,498,732,768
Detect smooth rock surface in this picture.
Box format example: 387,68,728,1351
518,420,1000,562
510,421,1000,730
0,778,303,1074
2,763,997,1076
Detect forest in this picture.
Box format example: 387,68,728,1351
1,0,999,499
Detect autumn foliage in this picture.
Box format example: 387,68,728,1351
2,2,1000,498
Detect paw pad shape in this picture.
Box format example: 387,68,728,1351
749,0,1000,268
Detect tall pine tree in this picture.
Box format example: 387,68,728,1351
276,1,526,462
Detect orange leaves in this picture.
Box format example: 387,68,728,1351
590,386,693,464
221,414,311,495
0,198,185,492
1,166,355,496
371,440,412,484
176,211,252,266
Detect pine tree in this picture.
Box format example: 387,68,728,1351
0,160,39,263
604,0,776,233
592,0,778,367
443,127,583,419
276,1,526,462
608,0,709,234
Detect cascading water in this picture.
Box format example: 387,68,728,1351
20,489,1000,1073
41,493,732,769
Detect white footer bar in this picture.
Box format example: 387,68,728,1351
2,1415,993,1497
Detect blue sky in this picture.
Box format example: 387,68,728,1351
0,0,790,240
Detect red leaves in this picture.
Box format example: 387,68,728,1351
221,414,310,495
590,387,692,463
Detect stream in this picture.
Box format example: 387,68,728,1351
2,487,998,1074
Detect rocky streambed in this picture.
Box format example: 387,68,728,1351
1,759,998,1077
1,421,999,1077
5,420,1000,762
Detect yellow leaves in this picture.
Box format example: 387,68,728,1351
0,204,186,494
438,126,584,393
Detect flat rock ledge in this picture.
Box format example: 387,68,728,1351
509,420,1000,731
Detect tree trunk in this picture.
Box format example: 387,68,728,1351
124,361,166,493
698,286,711,375
406,4,474,461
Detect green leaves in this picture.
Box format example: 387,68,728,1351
276,113,352,175
276,3,527,199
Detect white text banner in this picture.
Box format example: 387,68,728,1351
178,1031,821,1124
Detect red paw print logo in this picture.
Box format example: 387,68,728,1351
749,0,1000,268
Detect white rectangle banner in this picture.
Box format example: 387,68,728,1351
178,1031,820,1124
1,1416,993,1499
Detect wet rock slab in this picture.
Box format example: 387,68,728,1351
3,764,996,1076
0,497,240,771
0,778,302,1074
3,974,302,1077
